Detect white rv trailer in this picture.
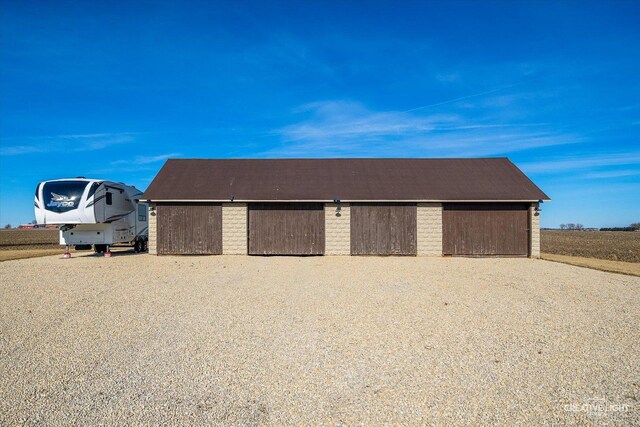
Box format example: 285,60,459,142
34,178,148,255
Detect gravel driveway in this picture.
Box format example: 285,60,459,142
1,254,638,425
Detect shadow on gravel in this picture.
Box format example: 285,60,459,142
68,248,143,258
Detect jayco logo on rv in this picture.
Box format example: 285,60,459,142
47,192,76,208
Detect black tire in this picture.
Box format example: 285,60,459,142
134,240,140,253
95,244,106,254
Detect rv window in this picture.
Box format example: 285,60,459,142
138,205,147,222
87,182,100,199
106,192,113,205
42,180,89,213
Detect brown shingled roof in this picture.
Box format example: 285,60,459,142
141,158,549,202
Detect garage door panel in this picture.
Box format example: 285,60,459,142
443,203,528,256
157,203,222,255
249,203,324,255
351,203,417,255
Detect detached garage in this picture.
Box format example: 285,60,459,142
142,158,549,257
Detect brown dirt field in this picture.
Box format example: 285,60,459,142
0,247,134,262
0,249,70,262
0,229,59,249
541,253,640,277
0,230,135,261
0,230,61,261
541,230,640,263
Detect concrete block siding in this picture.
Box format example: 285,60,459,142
417,203,443,256
222,203,248,254
148,203,157,255
530,202,541,258
325,203,351,255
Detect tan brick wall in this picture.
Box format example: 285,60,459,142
325,203,350,255
417,203,442,256
147,203,157,255
530,202,541,258
223,203,247,255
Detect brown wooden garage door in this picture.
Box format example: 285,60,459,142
443,203,529,256
351,203,417,255
157,203,222,255
248,203,325,255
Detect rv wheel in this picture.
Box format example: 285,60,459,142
95,244,106,254
134,240,141,253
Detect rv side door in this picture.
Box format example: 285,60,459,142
136,203,148,237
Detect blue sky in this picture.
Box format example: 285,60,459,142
1,0,639,228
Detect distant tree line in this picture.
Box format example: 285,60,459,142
600,227,635,232
602,222,640,231
559,224,584,230
557,222,640,231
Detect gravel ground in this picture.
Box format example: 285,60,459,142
1,254,638,425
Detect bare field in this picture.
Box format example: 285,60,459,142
0,229,61,261
542,253,640,277
0,230,134,261
0,248,69,262
541,230,640,263
0,229,59,249
1,255,639,425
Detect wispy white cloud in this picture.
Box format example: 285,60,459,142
583,169,640,179
435,73,461,83
269,100,577,158
0,132,136,156
403,75,545,113
134,153,181,164
57,133,117,139
0,145,46,155
87,165,158,175
239,33,335,77
281,101,455,140
89,153,179,177
521,153,640,174
111,152,180,166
